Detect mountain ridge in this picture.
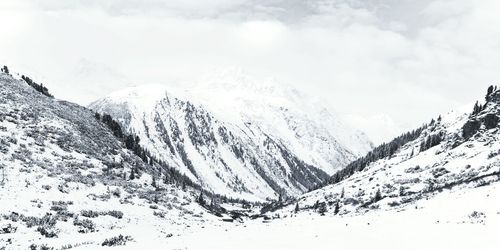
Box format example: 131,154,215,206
90,77,373,201
269,85,500,218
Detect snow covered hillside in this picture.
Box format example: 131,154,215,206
272,86,500,221
168,181,499,250
0,72,215,249
89,73,372,201
1,68,498,250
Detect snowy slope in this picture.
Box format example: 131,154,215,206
0,72,213,249
273,87,500,219
89,73,372,201
168,181,499,250
1,69,498,250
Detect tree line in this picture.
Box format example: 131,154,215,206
21,75,53,98
313,85,500,192
94,112,197,189
94,111,262,209
310,122,431,191
1,65,53,98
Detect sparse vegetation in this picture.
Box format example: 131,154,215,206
101,234,133,247
0,223,17,234
73,218,96,233
21,75,53,98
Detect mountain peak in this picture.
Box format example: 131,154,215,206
90,76,373,200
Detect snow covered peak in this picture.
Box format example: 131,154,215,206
90,74,373,200
101,84,170,109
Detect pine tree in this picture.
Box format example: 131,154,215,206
462,119,481,139
334,201,340,215
399,186,405,196
487,85,494,100
1,65,8,74
313,200,320,210
472,101,482,115
318,202,327,216
484,114,499,129
373,189,382,203
294,203,299,213
152,176,157,188
197,192,206,207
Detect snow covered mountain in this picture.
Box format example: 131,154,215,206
89,73,373,201
272,86,500,219
0,71,215,249
1,67,498,250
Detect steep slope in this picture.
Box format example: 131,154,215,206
273,86,500,218
89,74,372,201
0,72,212,249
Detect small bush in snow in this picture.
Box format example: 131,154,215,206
37,225,58,238
101,234,133,247
153,210,166,218
73,218,96,233
111,188,121,198
50,204,67,212
431,167,450,178
103,210,123,219
0,223,17,234
29,244,54,250
22,213,57,228
80,210,99,218
388,200,401,207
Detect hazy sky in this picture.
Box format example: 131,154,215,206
1,0,499,143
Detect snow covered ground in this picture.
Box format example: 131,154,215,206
167,181,499,250
3,171,495,249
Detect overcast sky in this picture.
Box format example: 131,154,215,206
1,0,499,143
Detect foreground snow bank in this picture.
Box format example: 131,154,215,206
166,181,499,250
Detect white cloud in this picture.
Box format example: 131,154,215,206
342,113,403,145
0,0,499,143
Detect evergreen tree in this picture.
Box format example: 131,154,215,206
1,65,8,74
484,114,499,129
373,189,382,203
399,186,405,196
294,203,299,213
317,202,327,216
197,192,206,207
462,119,481,139
486,85,494,100
129,169,136,180
334,201,340,215
152,176,157,188
472,101,482,115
